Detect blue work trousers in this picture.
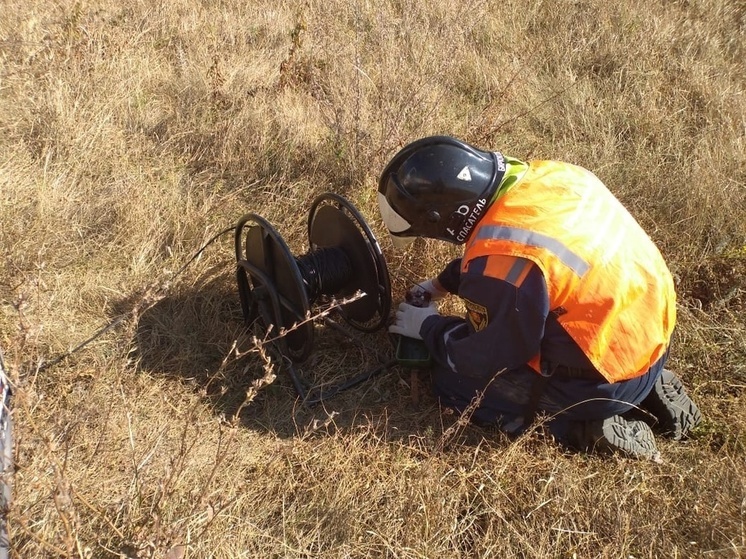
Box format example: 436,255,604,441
431,354,666,442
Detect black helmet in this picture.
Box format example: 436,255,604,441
377,136,506,246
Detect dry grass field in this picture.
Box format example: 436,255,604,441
1,0,745,557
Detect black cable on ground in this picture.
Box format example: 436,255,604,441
35,226,236,373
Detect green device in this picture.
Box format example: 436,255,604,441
395,335,432,368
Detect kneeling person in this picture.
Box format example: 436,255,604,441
379,136,701,459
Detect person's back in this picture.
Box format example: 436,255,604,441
463,158,676,382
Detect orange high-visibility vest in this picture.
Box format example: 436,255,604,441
462,160,676,382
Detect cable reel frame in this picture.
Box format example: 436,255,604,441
235,192,394,404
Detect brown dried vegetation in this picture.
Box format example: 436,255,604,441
1,0,745,557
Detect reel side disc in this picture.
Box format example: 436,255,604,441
236,214,314,362
308,193,391,332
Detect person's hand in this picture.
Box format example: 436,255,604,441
406,278,448,307
388,302,439,340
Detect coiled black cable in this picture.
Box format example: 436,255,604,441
296,247,352,300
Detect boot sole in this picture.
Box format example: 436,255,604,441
597,415,660,461
643,370,702,441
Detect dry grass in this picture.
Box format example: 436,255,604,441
1,0,745,557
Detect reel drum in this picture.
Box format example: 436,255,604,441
235,193,392,398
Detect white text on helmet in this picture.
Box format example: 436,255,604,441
495,152,506,173
445,198,487,242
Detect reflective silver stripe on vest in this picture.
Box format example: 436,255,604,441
474,226,590,278
504,257,532,285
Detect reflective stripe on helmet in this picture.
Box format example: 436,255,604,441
378,192,411,234
377,192,416,249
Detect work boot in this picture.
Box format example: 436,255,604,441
641,369,702,440
564,415,661,461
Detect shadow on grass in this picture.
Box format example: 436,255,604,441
126,277,475,444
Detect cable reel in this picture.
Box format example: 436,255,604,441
235,193,394,403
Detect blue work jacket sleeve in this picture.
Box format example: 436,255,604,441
436,258,463,294
420,256,550,379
